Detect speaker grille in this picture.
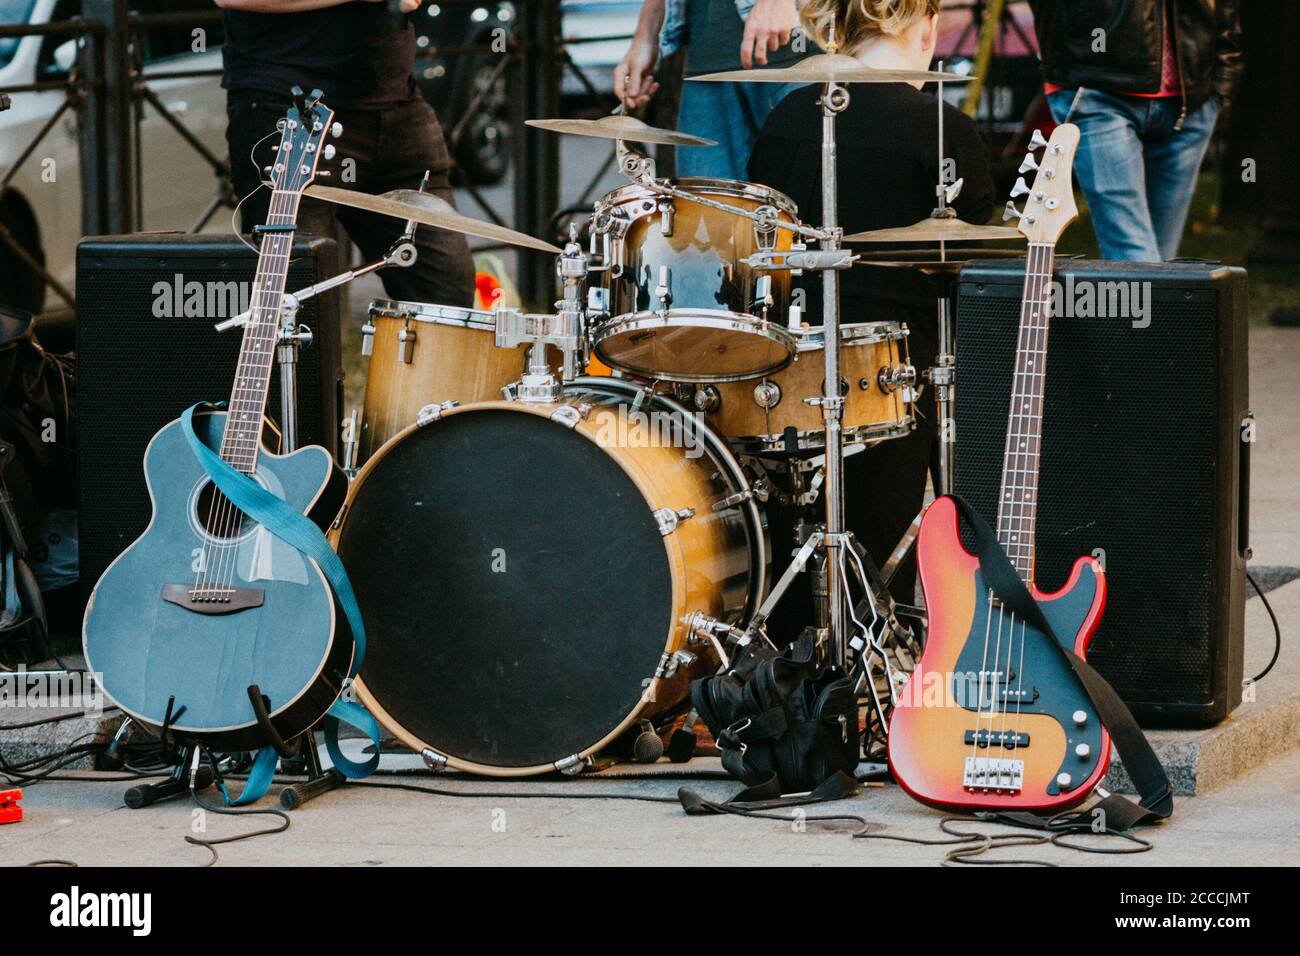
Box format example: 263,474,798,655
954,259,1247,724
76,234,342,596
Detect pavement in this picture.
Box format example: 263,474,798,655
3,321,1296,867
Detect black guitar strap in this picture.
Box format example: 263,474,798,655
945,495,1173,830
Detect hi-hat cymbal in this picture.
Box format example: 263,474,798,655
526,116,717,147
304,185,561,253
845,217,1025,244
689,54,972,85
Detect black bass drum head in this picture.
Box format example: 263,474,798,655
337,406,673,770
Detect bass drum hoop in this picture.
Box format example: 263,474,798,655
568,375,768,619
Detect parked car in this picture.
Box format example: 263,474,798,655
0,0,229,315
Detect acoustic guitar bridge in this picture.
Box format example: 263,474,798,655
162,583,265,615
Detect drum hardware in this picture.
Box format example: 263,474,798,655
679,45,977,677
653,507,696,536
743,248,857,271
416,401,459,426
420,749,448,772
396,324,417,364
342,409,361,479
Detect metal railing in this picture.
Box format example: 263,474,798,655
0,0,646,308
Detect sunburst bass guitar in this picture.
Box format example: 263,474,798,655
887,123,1113,813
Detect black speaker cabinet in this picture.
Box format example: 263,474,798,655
954,259,1249,727
76,233,343,598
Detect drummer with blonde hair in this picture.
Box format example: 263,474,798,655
748,0,997,636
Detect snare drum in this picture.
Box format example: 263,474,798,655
359,299,528,461
590,178,800,383
690,321,916,451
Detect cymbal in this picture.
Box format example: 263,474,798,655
856,247,1027,275
304,185,562,253
526,116,717,147
845,217,1025,244
689,54,972,86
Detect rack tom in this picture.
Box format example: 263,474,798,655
687,321,916,451
590,178,799,383
359,299,528,461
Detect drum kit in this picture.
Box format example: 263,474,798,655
231,55,1029,776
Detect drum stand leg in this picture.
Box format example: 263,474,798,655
879,274,959,586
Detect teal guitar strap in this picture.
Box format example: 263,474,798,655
181,404,380,805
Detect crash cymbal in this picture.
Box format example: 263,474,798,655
689,54,972,86
856,247,1027,275
526,116,717,147
304,185,562,253
845,217,1025,244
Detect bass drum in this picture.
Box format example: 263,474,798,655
333,377,767,776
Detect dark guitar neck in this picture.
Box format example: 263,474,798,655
994,241,1056,586
221,190,301,474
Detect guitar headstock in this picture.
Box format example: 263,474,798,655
1003,123,1080,246
270,87,336,194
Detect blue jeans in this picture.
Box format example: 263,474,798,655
676,81,803,180
1046,88,1220,262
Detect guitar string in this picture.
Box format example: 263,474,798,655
1010,241,1053,766
213,207,295,597
985,239,1048,781
196,190,286,598
191,132,281,599
203,204,283,596
207,189,296,599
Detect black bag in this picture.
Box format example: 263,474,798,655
689,631,860,804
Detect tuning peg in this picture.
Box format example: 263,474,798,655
1028,128,1048,151
1002,201,1022,222
331,122,344,139
944,177,964,204
322,144,336,160
1010,176,1031,198
1018,153,1039,175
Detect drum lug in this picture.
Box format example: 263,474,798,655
753,205,779,251
692,385,721,414
329,502,349,531
420,748,448,772
877,363,918,394
753,380,781,410
712,488,753,511
554,754,590,776
417,401,459,427
658,198,675,237
656,649,697,680
653,507,696,536
550,403,590,428
397,326,416,364
360,318,376,357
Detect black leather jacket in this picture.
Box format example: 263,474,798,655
1028,0,1243,112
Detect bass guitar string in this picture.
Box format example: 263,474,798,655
1007,240,1053,770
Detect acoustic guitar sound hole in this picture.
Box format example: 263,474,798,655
195,481,249,542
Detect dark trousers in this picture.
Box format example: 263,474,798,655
226,91,476,307
764,303,938,646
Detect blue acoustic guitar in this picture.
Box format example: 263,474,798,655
83,90,353,751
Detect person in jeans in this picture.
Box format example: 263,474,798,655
614,0,805,180
215,0,475,307
1029,0,1243,261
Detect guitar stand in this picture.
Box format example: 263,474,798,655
245,683,344,809
123,697,215,809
